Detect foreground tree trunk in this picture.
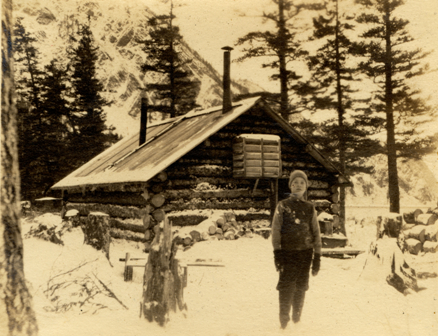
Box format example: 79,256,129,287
1,1,39,334
142,216,186,326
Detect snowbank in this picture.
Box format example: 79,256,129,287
20,213,438,336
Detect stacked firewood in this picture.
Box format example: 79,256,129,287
402,208,438,255
140,172,169,252
173,213,271,248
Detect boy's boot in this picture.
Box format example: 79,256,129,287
292,290,306,323
279,289,293,329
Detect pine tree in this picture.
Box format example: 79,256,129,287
353,0,434,213
13,17,48,200
139,2,200,119
296,0,382,234
68,20,118,167
38,59,75,193
235,0,322,119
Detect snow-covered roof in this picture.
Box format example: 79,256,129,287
52,97,349,190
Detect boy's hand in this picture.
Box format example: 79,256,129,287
312,253,321,276
274,250,284,272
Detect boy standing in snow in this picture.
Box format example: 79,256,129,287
271,170,322,329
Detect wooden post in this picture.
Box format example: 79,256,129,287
124,253,133,281
270,179,278,222
142,216,187,326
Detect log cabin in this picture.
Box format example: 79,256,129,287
51,48,352,248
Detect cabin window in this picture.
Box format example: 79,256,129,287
232,134,282,179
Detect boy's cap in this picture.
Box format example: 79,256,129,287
289,170,308,189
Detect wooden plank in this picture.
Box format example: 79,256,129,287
321,249,365,256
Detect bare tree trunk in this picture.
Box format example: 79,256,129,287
1,1,38,334
278,0,289,120
335,0,347,235
384,0,400,213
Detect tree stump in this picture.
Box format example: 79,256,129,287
376,213,402,239
142,217,187,326
84,212,112,265
361,213,419,294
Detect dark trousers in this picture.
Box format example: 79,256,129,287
277,249,313,325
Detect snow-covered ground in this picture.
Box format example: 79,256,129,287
21,212,437,336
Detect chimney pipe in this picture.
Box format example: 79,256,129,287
139,97,148,146
222,46,233,113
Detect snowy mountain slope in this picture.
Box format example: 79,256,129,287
13,0,259,137
347,154,438,207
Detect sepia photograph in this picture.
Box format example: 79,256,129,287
1,0,437,335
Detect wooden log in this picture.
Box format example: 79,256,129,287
423,241,438,253
144,241,151,252
144,229,153,241
402,223,416,231
403,209,423,224
224,212,236,222
416,213,438,226
154,171,168,182
162,199,270,211
142,216,187,325
201,232,210,241
151,184,164,193
84,212,112,264
143,214,153,230
215,228,223,235
222,223,231,233
167,165,233,178
307,189,331,198
216,217,225,227
405,238,422,255
163,188,270,200
404,225,427,244
208,225,217,235
150,194,165,208
110,228,146,243
109,217,146,233
376,213,403,239
215,233,224,240
67,202,146,219
67,192,148,207
189,230,201,242
425,224,438,242
152,209,166,223
224,231,235,240
167,214,208,227
330,203,340,214
331,192,339,204
332,215,340,229
183,236,192,246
